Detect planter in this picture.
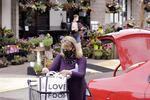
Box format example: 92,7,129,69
39,42,44,47
45,46,50,51
5,33,14,38
30,62,35,67
27,66,36,75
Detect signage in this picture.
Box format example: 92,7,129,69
38,73,68,100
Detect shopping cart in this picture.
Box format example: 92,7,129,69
27,71,69,100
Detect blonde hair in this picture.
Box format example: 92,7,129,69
60,36,83,59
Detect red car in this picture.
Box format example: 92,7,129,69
87,29,150,100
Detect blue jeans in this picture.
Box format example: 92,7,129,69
71,32,81,43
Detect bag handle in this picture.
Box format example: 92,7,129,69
46,71,57,76
46,71,70,79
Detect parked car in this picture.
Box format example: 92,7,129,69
87,29,150,100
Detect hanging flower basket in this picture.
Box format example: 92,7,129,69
146,17,150,24
144,2,150,12
19,0,58,12
61,3,73,11
105,1,122,13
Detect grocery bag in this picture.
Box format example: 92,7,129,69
38,71,68,100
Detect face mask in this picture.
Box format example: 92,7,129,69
63,50,75,58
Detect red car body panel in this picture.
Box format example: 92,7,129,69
88,29,150,100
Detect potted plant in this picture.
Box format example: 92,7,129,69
101,43,113,59
42,33,53,51
79,0,92,16
93,49,103,59
19,0,59,12
0,27,14,38
28,37,43,48
3,37,17,45
33,63,42,75
4,29,14,38
27,52,36,64
0,57,9,68
0,45,6,57
82,47,93,58
92,39,102,50
91,38,103,59
17,39,30,56
11,55,24,65
104,25,114,34
0,27,7,37
61,2,73,11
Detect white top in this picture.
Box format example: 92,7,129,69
71,22,78,31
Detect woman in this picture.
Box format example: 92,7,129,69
43,36,87,100
71,14,82,43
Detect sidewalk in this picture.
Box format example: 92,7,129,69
0,63,37,93
87,59,120,70
0,59,119,93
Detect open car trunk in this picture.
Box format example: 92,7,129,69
98,29,150,70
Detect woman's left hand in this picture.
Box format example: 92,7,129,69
59,70,72,77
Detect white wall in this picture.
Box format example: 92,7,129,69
2,0,11,29
15,1,19,39
49,9,66,27
90,0,105,24
127,0,131,19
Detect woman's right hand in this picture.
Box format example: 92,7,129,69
59,70,72,77
42,67,49,74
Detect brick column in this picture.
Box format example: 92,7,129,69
131,0,141,27
2,0,11,29
11,0,19,39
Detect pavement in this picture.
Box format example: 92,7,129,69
0,59,120,97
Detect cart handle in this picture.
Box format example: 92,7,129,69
27,79,37,85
